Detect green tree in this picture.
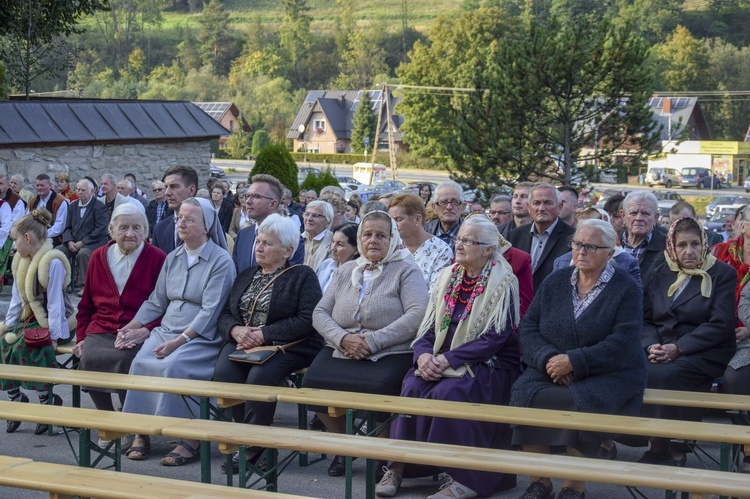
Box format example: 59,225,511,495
334,0,355,56
91,0,141,72
334,27,390,89
350,92,377,154
0,0,107,97
0,61,7,99
251,130,271,156
250,143,299,195
279,0,312,86
176,23,202,73
299,171,319,192
225,127,252,159
197,0,239,76
653,26,711,91
233,76,304,141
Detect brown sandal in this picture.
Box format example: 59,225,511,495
125,436,151,461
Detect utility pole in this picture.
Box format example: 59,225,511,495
385,86,398,180
401,0,408,62
370,88,384,185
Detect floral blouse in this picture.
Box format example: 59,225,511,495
571,262,615,319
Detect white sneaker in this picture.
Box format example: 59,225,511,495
375,467,403,497
427,478,477,499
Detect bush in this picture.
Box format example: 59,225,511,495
299,168,342,193
299,172,320,192
250,143,299,196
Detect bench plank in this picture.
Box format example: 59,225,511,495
276,388,750,445
162,419,750,497
0,400,167,437
0,460,305,498
644,388,750,411
0,364,281,404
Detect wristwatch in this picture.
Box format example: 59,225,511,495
181,333,191,343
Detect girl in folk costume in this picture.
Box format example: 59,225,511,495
0,208,76,435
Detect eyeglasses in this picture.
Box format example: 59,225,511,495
152,188,164,193
247,193,275,202
570,240,610,253
176,215,201,225
436,199,463,208
455,237,490,247
489,210,510,216
303,212,326,220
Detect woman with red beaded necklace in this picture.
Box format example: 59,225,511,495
376,214,521,499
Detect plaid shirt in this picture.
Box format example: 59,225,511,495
155,199,168,225
621,229,654,263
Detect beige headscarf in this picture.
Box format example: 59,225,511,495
351,210,412,290
664,217,716,298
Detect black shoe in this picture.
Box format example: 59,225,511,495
309,415,324,431
6,392,29,433
221,449,267,475
34,394,62,435
556,488,586,499
637,450,665,464
519,480,554,499
328,455,357,477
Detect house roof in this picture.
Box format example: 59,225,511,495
287,90,403,142
648,96,711,141
194,102,233,122
0,100,229,146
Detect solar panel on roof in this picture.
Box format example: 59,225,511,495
674,97,688,109
650,98,662,108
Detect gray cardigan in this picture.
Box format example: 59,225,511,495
313,258,428,360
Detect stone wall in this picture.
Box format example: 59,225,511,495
0,140,213,199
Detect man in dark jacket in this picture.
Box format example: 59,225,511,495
620,190,666,277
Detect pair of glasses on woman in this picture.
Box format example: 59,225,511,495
569,240,609,253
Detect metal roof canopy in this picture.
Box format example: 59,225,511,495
0,100,229,146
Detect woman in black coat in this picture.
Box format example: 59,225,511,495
213,214,323,472
640,217,736,467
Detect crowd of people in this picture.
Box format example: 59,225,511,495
0,167,747,499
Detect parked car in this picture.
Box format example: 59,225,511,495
705,195,739,217
373,180,406,191
647,167,681,188
595,188,632,209
209,164,225,178
335,176,363,192
680,167,720,189
652,191,684,203
745,178,750,193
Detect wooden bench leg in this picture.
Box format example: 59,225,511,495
365,410,378,499
200,396,211,484
49,493,75,499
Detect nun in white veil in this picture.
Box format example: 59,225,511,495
121,197,236,466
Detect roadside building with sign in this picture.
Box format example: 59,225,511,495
648,140,750,187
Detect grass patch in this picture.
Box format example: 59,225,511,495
683,195,713,218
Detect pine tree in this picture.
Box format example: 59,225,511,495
350,91,377,154
250,143,299,196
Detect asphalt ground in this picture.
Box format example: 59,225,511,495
0,280,738,499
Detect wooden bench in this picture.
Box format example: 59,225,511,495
0,455,305,498
277,387,750,498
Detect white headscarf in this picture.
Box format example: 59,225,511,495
351,210,412,289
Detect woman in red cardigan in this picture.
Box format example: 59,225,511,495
73,203,166,420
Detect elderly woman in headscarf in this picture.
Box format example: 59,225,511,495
511,219,647,499
120,197,236,466
639,217,736,467
376,214,521,499
302,210,429,477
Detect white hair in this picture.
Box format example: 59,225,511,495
530,182,561,204
432,181,464,202
259,213,300,255
622,190,659,214
576,219,617,250
76,179,94,191
109,202,150,239
306,200,335,229
461,215,504,261
101,173,118,185
118,179,133,189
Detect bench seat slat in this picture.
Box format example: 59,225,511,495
276,389,750,445
162,419,750,497
0,460,304,498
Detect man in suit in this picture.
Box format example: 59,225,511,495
151,165,199,254
498,181,535,239
30,173,68,246
509,182,575,291
57,179,109,292
620,190,666,277
234,174,304,273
